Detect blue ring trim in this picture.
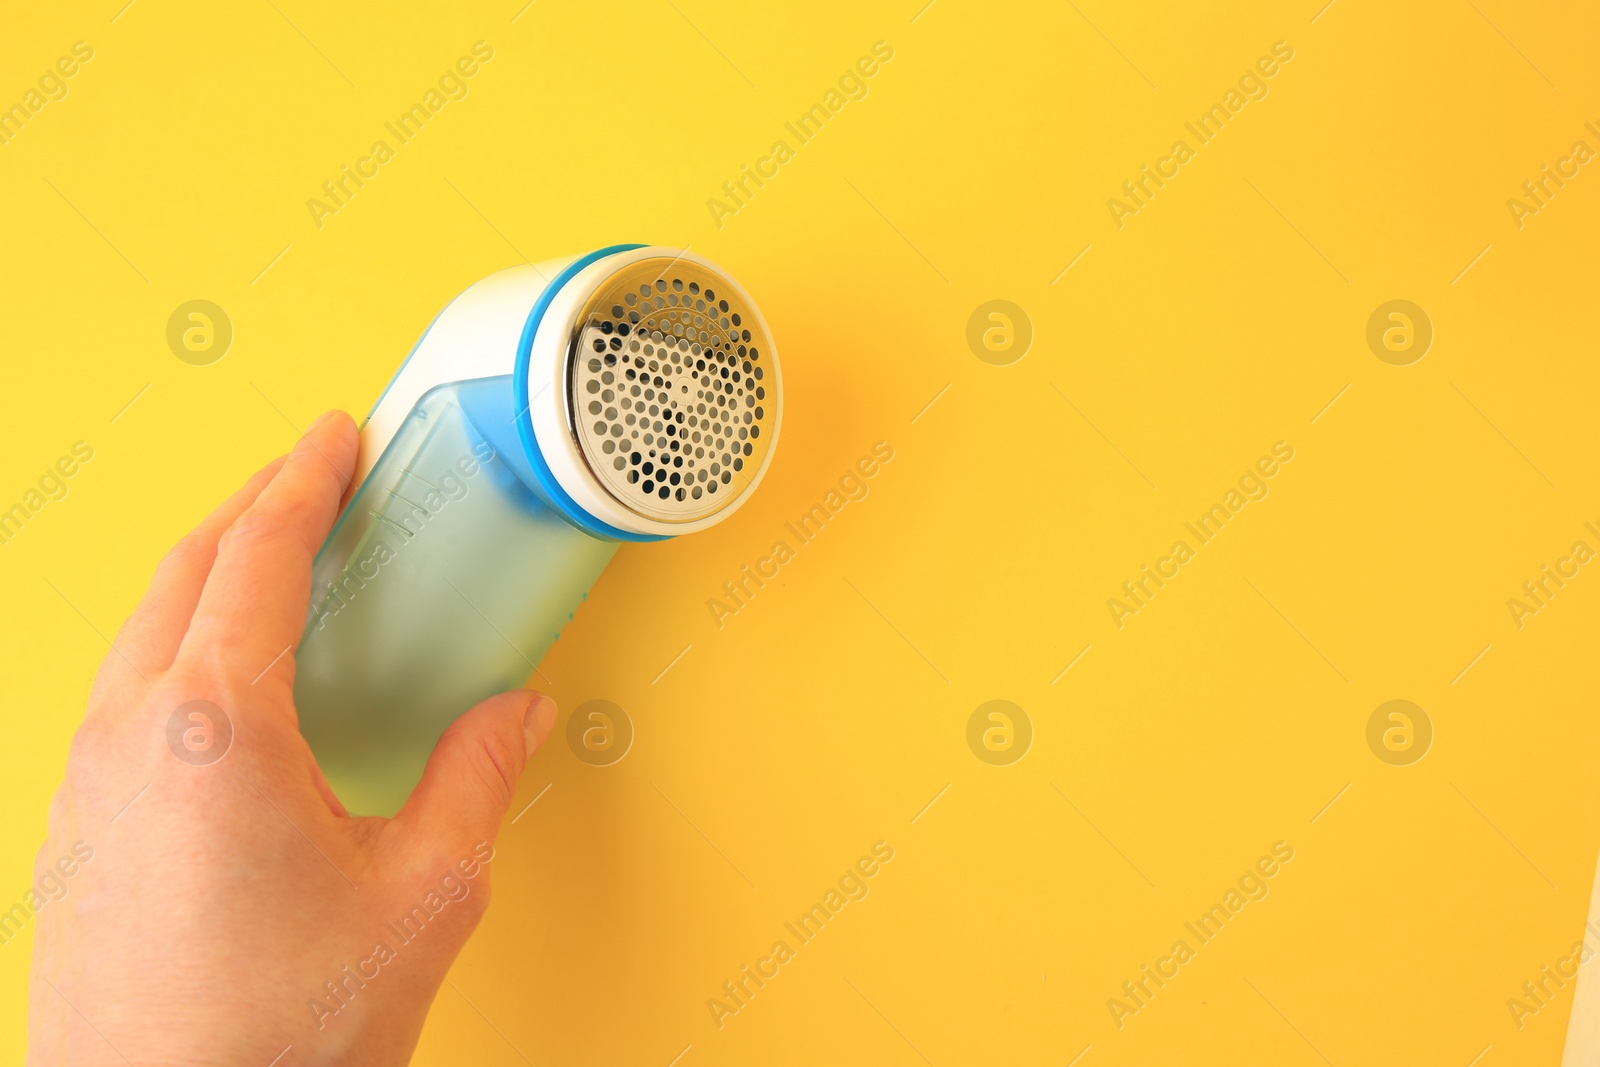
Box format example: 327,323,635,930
513,243,666,543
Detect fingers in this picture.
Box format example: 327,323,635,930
396,690,556,853
176,411,358,685
111,457,286,677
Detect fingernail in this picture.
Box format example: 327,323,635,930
524,693,558,757
308,409,339,431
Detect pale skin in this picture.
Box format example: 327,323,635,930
27,411,556,1066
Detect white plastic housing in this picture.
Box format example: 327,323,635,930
355,247,782,539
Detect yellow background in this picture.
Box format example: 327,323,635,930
2,0,1597,1063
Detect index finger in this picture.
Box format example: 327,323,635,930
175,410,358,686
110,455,285,680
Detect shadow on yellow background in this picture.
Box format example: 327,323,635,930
2,0,1597,1063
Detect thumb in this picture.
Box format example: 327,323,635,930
399,689,558,849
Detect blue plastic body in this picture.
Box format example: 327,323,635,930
294,248,656,816
295,379,619,816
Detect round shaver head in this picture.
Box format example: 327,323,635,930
569,257,776,525
525,247,781,538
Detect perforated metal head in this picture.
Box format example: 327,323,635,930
568,256,779,525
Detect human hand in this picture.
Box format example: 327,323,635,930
28,411,558,1066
